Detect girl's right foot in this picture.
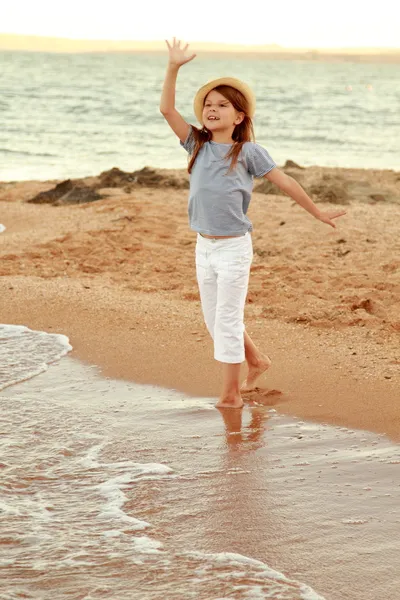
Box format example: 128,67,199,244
216,395,244,409
240,355,271,392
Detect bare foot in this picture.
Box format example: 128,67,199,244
240,355,272,392
216,395,244,409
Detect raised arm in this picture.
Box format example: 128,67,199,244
160,38,196,143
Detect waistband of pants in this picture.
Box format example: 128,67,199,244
196,231,250,246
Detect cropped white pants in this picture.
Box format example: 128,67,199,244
195,232,253,363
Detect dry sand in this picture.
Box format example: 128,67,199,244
0,164,399,438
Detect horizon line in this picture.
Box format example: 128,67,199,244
0,33,399,53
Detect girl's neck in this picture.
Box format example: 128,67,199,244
210,132,234,144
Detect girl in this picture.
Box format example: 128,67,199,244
160,38,346,409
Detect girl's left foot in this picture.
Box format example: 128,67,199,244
240,355,272,392
216,395,244,409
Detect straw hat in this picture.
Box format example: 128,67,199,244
193,77,256,125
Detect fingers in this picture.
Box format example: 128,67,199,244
331,210,347,219
168,37,187,49
319,210,346,227
166,38,195,63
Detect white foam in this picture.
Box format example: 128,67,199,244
0,500,20,515
80,443,106,468
97,463,173,527
0,324,72,391
185,551,326,600
103,529,123,538
342,519,369,525
132,535,164,554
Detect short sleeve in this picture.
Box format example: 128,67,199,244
245,143,276,178
180,125,196,154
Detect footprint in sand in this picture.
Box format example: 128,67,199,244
242,387,283,406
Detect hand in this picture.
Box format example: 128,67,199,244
165,38,196,67
317,209,347,228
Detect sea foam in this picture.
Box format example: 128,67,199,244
0,324,72,390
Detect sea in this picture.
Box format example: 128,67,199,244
0,51,400,182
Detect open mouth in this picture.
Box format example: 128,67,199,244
207,116,220,121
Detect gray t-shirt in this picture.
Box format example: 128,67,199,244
180,125,276,236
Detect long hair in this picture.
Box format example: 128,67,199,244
187,85,255,174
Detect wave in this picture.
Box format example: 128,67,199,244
0,148,58,158
0,324,72,391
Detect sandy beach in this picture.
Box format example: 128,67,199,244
1,163,399,436
1,163,400,599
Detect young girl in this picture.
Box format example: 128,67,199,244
160,38,346,410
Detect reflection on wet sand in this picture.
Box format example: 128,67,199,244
217,406,271,451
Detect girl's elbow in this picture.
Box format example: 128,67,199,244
160,107,173,116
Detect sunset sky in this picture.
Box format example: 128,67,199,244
2,0,400,48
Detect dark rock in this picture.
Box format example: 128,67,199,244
53,186,103,205
131,167,189,189
133,167,165,187
98,167,136,188
97,166,189,190
309,176,350,204
28,179,74,204
283,159,305,169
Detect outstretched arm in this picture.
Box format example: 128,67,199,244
160,38,196,143
265,168,346,228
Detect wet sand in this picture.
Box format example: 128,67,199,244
2,356,400,599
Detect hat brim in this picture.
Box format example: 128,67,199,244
193,77,255,126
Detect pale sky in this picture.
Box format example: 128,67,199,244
2,0,400,48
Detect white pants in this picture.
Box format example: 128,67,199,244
195,232,253,363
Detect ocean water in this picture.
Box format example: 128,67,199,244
0,51,399,182
1,325,400,599
0,325,71,391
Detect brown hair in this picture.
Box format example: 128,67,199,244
187,85,255,174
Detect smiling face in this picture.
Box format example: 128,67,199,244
202,89,244,132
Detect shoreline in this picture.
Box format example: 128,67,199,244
1,164,399,439
4,353,400,600
1,276,399,441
